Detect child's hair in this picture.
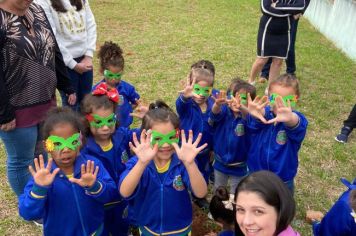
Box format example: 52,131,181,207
141,100,180,130
42,107,86,142
209,187,234,225
50,0,83,12
189,67,214,86
190,60,215,77
227,78,257,100
234,171,295,235
269,73,300,97
350,189,356,211
98,41,124,71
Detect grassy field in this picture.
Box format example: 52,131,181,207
1,0,355,235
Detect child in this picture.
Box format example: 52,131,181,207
246,74,308,192
119,101,208,236
19,107,116,236
176,62,217,208
306,177,356,235
80,83,141,236
235,171,300,236
94,41,141,128
209,187,236,236
209,79,256,193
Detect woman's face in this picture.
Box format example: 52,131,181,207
6,0,33,11
235,191,278,236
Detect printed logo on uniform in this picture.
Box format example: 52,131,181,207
208,117,214,126
234,124,245,136
118,95,124,106
276,130,287,145
121,150,129,164
173,175,185,191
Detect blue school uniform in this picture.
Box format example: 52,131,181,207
209,105,249,177
175,91,218,182
247,106,308,183
218,230,235,236
119,154,193,236
81,127,138,236
94,79,140,128
19,154,116,236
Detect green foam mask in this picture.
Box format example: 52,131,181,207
269,93,297,107
193,84,212,97
86,113,116,128
46,133,81,151
151,130,179,147
104,69,122,81
239,93,247,105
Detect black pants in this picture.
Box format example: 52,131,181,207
344,105,356,129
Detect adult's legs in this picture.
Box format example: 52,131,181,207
0,126,37,196
213,169,229,191
248,57,269,84
343,104,356,129
75,68,93,111
269,58,283,82
286,19,299,74
335,104,356,143
260,58,272,79
60,67,80,111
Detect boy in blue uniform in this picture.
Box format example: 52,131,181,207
19,108,116,236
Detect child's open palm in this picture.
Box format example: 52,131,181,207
130,100,149,119
212,90,227,107
267,96,294,124
29,155,60,187
129,130,158,164
178,75,196,98
247,94,269,123
172,130,207,165
228,92,243,113
69,160,99,188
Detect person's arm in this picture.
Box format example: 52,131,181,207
274,0,306,12
284,112,308,143
261,0,290,17
176,94,193,118
83,0,97,59
34,0,56,35
119,158,148,198
54,40,75,95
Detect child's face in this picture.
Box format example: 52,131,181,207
192,80,212,105
104,65,123,87
268,84,297,114
47,123,81,170
229,89,247,113
89,107,116,141
151,122,176,161
235,191,278,236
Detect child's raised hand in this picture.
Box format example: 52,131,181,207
129,130,158,165
69,160,99,188
178,75,196,98
130,100,149,119
306,210,324,224
228,92,242,113
267,96,294,124
172,130,207,166
29,155,60,187
212,90,227,106
247,94,269,123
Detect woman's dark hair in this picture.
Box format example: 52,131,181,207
141,100,180,130
42,107,86,144
98,41,124,71
191,60,215,77
209,187,234,225
50,0,83,12
227,78,257,100
269,73,300,98
234,171,296,235
350,189,356,211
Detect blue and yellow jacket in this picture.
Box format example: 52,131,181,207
19,154,117,236
312,178,356,236
119,154,193,236
247,106,308,182
94,79,140,128
209,105,249,177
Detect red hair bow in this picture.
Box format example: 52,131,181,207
92,82,119,103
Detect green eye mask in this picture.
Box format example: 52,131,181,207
269,93,297,107
104,69,122,81
151,130,179,147
239,93,247,105
46,133,81,151
193,84,212,97
86,113,117,128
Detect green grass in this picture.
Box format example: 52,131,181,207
1,0,355,235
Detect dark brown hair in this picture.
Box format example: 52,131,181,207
269,73,300,98
50,0,83,12
191,60,215,77
209,186,234,225
98,41,124,71
227,78,257,100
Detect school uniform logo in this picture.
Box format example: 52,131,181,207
173,175,185,191
276,130,287,145
118,95,124,106
121,150,129,164
234,124,245,136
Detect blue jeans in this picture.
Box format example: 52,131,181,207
0,126,38,196
261,19,299,78
60,57,93,112
214,169,244,194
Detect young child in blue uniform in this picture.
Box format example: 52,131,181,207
209,79,256,193
94,41,141,128
81,83,142,236
209,187,236,236
176,61,218,208
306,178,356,236
119,101,208,236
246,74,308,192
19,107,116,236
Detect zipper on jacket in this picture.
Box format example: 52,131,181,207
72,184,87,236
